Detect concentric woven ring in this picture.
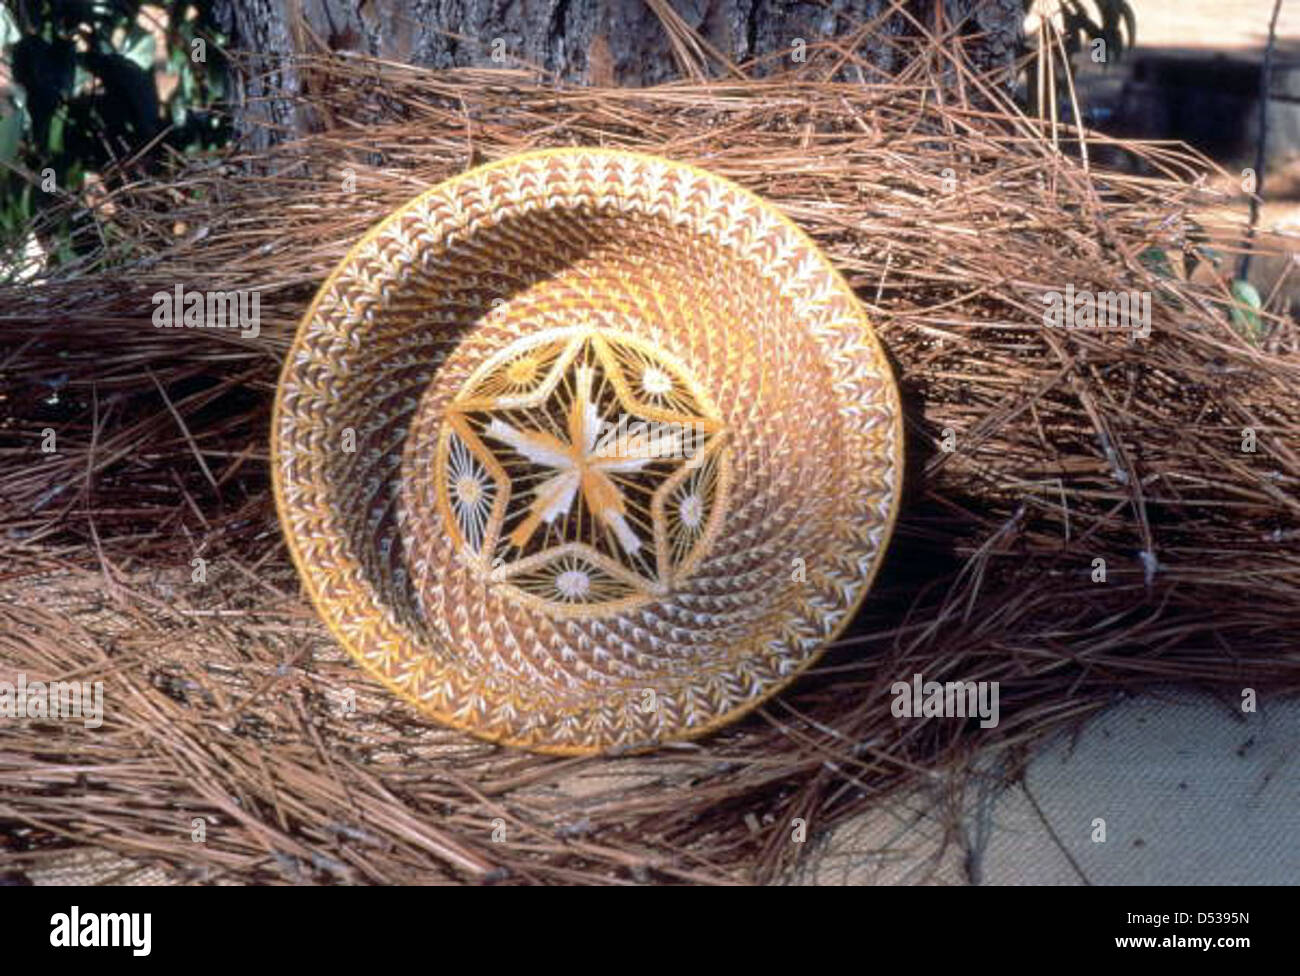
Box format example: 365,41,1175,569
272,148,904,754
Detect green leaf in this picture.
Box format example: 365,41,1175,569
1231,278,1261,306
48,108,66,154
121,28,156,72
1118,1,1137,51
1139,246,1175,279
0,109,24,164
1229,278,1264,341
0,5,20,51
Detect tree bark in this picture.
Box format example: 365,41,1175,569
213,0,1023,147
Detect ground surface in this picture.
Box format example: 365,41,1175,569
801,691,1300,885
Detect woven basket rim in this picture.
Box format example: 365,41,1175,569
271,146,906,754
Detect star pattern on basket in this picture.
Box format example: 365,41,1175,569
484,360,653,556
436,328,730,615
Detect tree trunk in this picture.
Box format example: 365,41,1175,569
213,0,1023,147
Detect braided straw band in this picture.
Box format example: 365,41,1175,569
272,148,903,754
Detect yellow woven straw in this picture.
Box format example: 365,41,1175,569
272,148,904,754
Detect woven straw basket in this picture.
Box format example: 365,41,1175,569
272,148,903,754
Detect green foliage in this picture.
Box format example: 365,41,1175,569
1045,0,1136,65
1021,1,1137,121
0,0,230,263
1229,278,1265,343
1137,246,1173,279
1139,235,1269,345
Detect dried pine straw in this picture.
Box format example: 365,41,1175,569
2,32,1300,885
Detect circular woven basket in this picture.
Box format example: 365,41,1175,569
272,148,904,754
